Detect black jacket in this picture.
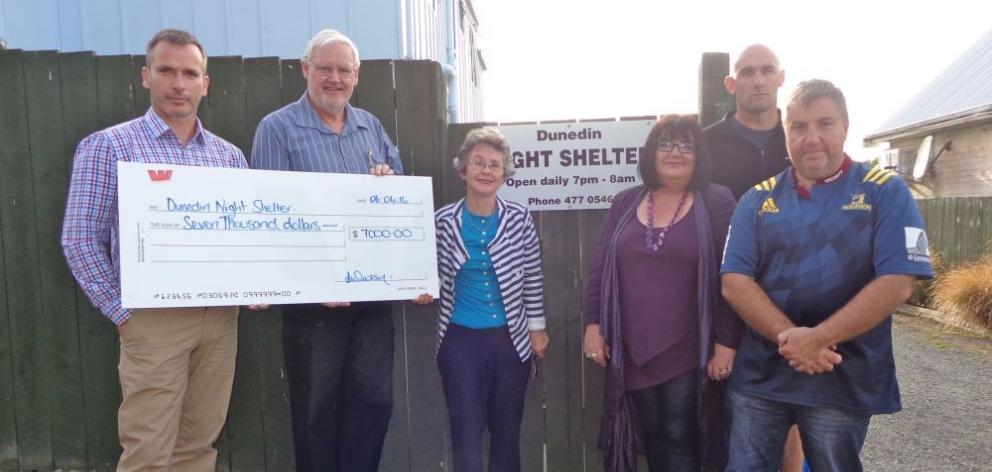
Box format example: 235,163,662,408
703,111,790,200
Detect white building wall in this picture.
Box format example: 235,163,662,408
0,0,483,122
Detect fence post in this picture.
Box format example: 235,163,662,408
0,48,53,470
698,52,731,128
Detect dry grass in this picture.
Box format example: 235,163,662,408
930,254,992,333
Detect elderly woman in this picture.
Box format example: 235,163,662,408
583,115,741,471
433,126,550,472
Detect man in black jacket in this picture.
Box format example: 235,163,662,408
704,44,805,472
704,44,790,200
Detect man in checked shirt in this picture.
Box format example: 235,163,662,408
61,29,249,472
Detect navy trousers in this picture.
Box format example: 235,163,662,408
281,302,394,472
437,323,532,472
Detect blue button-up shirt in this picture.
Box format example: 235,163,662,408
250,93,402,174
61,109,248,325
451,206,508,328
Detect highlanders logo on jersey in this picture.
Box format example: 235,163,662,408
904,227,931,263
843,193,872,211
759,197,780,215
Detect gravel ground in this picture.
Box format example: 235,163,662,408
861,314,992,472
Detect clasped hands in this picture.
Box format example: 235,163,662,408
776,326,843,375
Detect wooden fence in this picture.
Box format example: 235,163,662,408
4,47,983,472
0,49,456,472
916,197,992,268
0,47,656,472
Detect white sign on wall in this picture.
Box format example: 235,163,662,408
497,119,654,211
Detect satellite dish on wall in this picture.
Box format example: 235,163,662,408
912,135,933,180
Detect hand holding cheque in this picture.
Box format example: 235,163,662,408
117,162,439,308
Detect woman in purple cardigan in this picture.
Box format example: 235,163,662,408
583,115,741,472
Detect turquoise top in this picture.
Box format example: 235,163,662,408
451,205,507,328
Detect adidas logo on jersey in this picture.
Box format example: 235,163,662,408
759,197,780,215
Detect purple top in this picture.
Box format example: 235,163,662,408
584,186,740,350
617,210,700,390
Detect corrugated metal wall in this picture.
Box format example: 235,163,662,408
455,1,483,123
0,0,484,121
0,0,403,60
406,0,443,61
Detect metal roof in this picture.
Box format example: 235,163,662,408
867,27,992,141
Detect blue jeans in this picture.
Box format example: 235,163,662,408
282,302,394,472
725,389,870,472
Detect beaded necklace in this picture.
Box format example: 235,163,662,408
644,190,688,251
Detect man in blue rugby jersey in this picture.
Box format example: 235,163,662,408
720,79,933,471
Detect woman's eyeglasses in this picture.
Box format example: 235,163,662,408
469,159,505,172
657,140,695,153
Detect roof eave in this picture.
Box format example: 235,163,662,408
863,104,992,146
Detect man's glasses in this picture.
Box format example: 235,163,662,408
311,65,356,79
657,140,695,153
469,159,505,172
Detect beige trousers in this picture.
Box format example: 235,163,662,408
116,306,238,472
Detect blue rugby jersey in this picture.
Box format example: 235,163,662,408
721,159,933,414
